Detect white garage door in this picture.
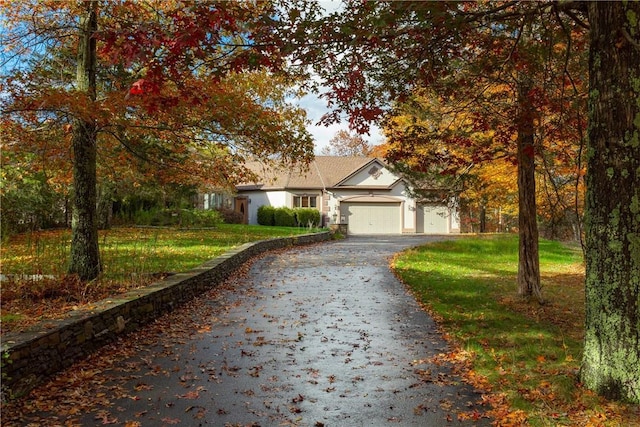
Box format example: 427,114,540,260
344,202,401,235
417,203,449,234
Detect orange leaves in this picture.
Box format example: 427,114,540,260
197,325,212,333
177,388,204,399
3,0,314,202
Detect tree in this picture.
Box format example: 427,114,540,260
382,88,519,233
288,1,588,303
581,1,640,403
68,0,100,280
1,1,314,280
320,129,371,156
275,0,638,402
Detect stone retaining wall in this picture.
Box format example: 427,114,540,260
1,232,330,399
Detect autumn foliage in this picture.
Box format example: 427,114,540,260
1,0,314,231
1,1,313,184
320,130,372,157
1,0,315,280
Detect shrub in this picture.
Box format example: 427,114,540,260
0,170,67,237
273,207,296,227
132,208,160,226
216,208,244,224
257,205,276,226
190,209,223,227
132,208,222,227
295,208,321,228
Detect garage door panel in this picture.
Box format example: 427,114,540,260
417,204,448,234
345,202,401,234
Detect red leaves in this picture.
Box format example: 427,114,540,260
99,1,279,89
128,79,145,96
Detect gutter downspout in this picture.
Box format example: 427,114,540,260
313,160,329,226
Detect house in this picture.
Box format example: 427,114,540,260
233,156,460,235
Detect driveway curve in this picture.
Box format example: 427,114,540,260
13,236,490,426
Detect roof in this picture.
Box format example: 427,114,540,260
236,156,387,191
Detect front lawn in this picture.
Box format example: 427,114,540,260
392,234,638,426
1,224,323,334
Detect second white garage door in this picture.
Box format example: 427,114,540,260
416,203,449,234
344,202,401,234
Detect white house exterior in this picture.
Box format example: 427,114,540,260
234,157,459,235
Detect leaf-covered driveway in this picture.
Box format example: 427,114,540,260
5,236,490,426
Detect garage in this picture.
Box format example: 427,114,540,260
416,203,449,234
343,202,402,235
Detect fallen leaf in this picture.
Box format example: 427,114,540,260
178,390,200,399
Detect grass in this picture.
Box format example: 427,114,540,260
392,234,638,426
0,224,323,333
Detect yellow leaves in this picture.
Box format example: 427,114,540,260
463,158,519,217
500,409,528,426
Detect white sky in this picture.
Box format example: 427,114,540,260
295,0,386,154
296,92,385,154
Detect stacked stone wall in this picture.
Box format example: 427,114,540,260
1,232,330,399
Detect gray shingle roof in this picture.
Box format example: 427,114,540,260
237,156,381,191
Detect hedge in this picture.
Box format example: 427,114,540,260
257,206,321,228
295,208,321,228
257,205,276,226
274,207,296,227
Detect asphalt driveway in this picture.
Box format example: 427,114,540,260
12,236,490,426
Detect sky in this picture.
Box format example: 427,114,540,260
296,0,385,154
296,91,385,154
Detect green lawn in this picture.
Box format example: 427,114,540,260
392,234,636,426
0,225,324,331
1,224,322,279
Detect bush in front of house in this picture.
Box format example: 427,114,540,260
257,205,276,226
258,206,322,228
295,208,321,228
133,208,223,227
191,209,224,227
274,207,296,227
216,208,244,224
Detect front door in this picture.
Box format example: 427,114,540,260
235,197,248,224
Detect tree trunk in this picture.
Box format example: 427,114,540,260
516,78,543,303
97,182,115,230
68,1,101,281
479,202,487,233
581,1,640,403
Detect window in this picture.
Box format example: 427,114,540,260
205,193,227,210
293,195,317,208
